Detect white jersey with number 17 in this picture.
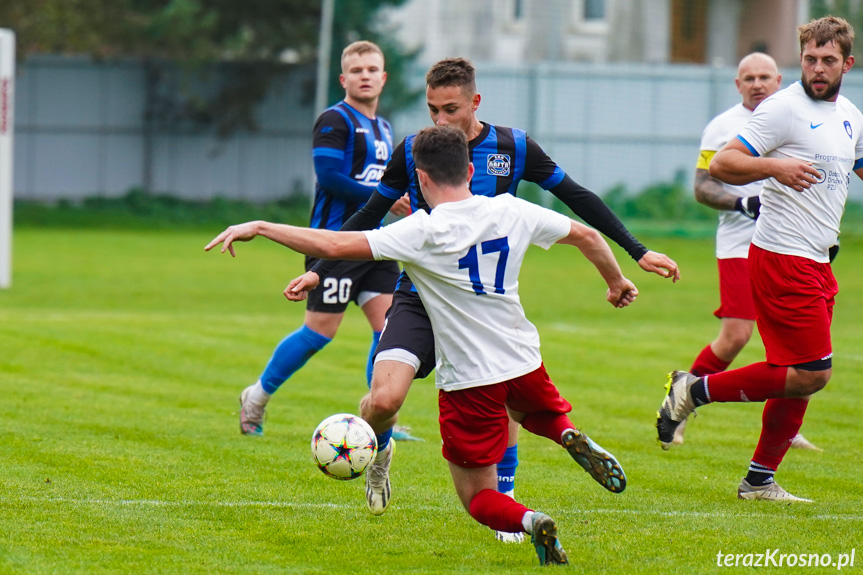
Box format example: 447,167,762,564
364,194,571,391
737,81,863,262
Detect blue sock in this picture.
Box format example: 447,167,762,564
376,428,393,451
259,325,331,394
366,331,382,388
497,444,519,494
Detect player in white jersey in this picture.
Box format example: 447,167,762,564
656,16,863,502
206,125,638,566
676,53,820,451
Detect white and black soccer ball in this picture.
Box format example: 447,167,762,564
311,413,378,480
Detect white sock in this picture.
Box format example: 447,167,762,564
248,380,271,406
501,490,515,500
521,511,534,534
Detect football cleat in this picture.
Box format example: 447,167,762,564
391,425,423,442
656,371,700,450
239,384,266,436
790,433,822,451
737,479,812,502
365,439,395,515
562,429,626,493
530,512,568,566
495,530,525,544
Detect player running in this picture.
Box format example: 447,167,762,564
237,41,418,442
285,58,679,534
658,16,863,502
677,52,820,451
207,125,636,566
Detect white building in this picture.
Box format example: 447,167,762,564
385,0,812,67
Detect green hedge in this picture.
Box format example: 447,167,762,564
14,188,311,229
14,181,863,238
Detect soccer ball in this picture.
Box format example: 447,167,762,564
311,413,378,480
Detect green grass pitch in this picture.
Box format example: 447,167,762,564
1,228,861,573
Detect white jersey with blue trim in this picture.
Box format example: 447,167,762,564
699,103,760,259
364,194,571,391
737,82,863,261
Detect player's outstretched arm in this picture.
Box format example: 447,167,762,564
547,174,679,282
204,220,373,260
557,220,638,308
309,189,399,280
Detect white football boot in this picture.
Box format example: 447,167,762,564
239,382,268,436
790,433,822,451
737,479,812,502
365,439,395,515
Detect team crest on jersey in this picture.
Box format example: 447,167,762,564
487,154,510,176
845,120,853,139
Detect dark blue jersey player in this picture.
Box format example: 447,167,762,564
286,58,680,532
310,99,392,230
237,41,404,440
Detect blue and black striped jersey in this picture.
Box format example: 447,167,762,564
310,101,394,230
378,122,564,213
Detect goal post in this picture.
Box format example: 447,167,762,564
0,29,14,289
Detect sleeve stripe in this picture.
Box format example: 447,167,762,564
537,167,565,190
313,147,345,160
736,135,760,157
377,183,404,200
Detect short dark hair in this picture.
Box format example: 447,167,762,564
799,16,855,60
412,126,469,187
425,58,477,96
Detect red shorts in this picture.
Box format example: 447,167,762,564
714,258,756,321
748,245,837,366
438,364,572,468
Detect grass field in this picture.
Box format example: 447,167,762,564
1,227,862,574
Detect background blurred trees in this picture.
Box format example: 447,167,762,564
0,0,420,134
810,0,863,60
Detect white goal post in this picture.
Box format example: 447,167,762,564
0,29,14,289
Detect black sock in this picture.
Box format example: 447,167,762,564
690,378,710,407
745,462,776,487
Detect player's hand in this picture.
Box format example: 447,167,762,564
284,271,320,302
204,221,261,256
388,194,412,217
734,195,761,220
637,251,680,283
607,278,638,308
772,158,821,192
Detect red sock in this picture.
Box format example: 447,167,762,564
468,488,529,532
690,344,731,376
704,362,787,403
752,397,809,470
519,412,575,445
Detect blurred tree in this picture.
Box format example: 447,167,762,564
0,0,419,132
810,0,863,60
327,0,422,117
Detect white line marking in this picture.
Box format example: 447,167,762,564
15,497,863,521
